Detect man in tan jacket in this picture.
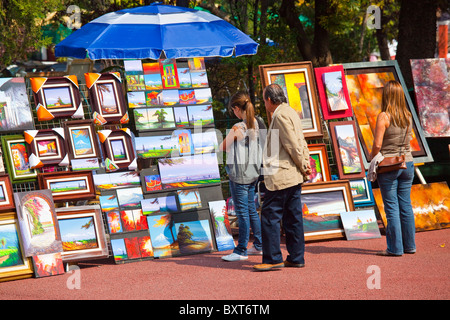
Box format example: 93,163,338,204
254,83,311,271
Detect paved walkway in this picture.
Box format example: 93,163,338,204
1,228,448,302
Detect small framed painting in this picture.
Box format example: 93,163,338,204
349,176,375,207
314,65,353,120
305,143,331,183
0,212,34,282
24,128,68,168
30,75,83,121
98,128,137,171
259,61,323,139
63,120,101,161
56,205,109,262
329,121,366,179
85,72,128,124
38,170,95,202
1,134,38,183
301,180,355,241
0,175,14,212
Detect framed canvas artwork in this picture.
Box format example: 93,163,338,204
329,121,366,179
63,120,101,161
24,128,69,168
56,205,109,262
314,65,353,120
14,189,63,257
85,72,128,125
340,209,381,241
0,212,34,282
30,75,83,121
343,60,433,165
305,143,331,183
301,180,355,241
0,175,14,212
97,128,137,171
1,134,38,183
259,61,323,139
0,77,35,132
349,176,375,207
38,170,95,202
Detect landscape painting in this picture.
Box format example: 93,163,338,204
49,178,88,195
31,253,64,278
191,131,218,154
43,86,73,109
208,200,235,251
179,89,196,104
177,67,192,88
158,153,220,189
127,91,146,108
340,209,381,240
187,105,214,126
323,71,349,111
135,135,175,158
177,189,202,211
174,107,189,128
145,90,163,106
147,214,180,258
0,222,25,269
175,219,214,255
193,88,212,104
141,195,178,215
69,128,94,158
58,216,99,252
116,187,143,209
190,71,208,88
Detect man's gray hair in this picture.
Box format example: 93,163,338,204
263,83,287,105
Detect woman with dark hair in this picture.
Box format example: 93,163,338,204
370,80,416,256
219,92,263,262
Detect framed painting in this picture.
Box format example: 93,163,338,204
30,75,83,121
301,180,355,241
38,170,95,202
343,60,433,165
0,175,14,211
85,72,128,125
314,65,353,120
349,175,375,207
14,189,63,257
98,128,137,171
329,121,366,179
410,58,450,137
259,61,323,139
0,212,34,282
56,205,109,262
373,182,450,232
305,143,331,183
63,120,101,161
1,134,38,183
24,128,69,168
0,77,35,132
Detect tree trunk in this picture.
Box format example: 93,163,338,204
396,0,438,89
312,0,333,66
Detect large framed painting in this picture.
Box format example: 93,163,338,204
306,143,332,183
0,212,34,282
38,170,96,202
14,189,63,257
98,128,137,171
1,134,38,183
301,180,355,241
343,60,433,166
85,72,128,125
0,77,35,132
373,182,450,232
30,75,83,121
329,121,366,179
410,58,450,137
63,120,101,161
259,62,323,139
24,128,69,169
314,65,353,120
56,205,109,262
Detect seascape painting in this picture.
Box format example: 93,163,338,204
177,189,202,211
175,219,213,255
127,91,146,108
147,214,180,258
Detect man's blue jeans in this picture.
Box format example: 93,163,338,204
229,180,262,256
261,183,305,264
377,161,416,255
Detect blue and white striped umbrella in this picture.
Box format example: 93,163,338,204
55,3,258,60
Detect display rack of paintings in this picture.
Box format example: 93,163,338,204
38,170,95,202
1,134,38,183
305,143,332,183
0,212,34,282
410,58,450,138
301,180,355,241
259,61,323,139
328,121,365,180
24,128,69,169
343,60,433,166
0,77,35,132
84,72,129,125
56,205,109,262
98,128,137,172
30,75,84,121
314,65,353,120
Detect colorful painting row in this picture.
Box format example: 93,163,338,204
128,88,213,108
124,58,208,91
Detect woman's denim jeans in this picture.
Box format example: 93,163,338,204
229,180,262,255
377,161,416,255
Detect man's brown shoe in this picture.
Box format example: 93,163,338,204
253,262,284,272
284,260,305,268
